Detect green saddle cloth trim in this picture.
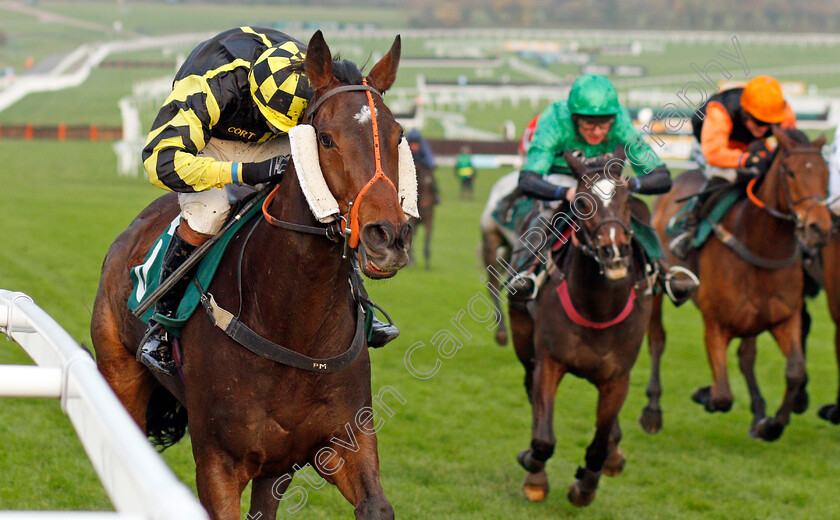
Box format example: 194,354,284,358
492,196,536,233
630,216,663,261
127,195,266,336
691,189,741,248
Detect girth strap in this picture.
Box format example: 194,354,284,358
198,291,366,373
712,223,801,270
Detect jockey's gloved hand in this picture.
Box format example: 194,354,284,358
743,148,770,174
241,154,289,186
627,166,672,195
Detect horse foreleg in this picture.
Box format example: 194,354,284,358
603,419,625,477
639,293,665,434
736,336,766,437
517,352,565,502
423,212,432,271
247,476,284,520
754,316,806,441
509,307,535,402
819,323,840,424
692,321,734,413
325,432,394,520
483,231,509,346
568,374,630,507
194,447,250,520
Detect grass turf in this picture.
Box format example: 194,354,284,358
1,140,840,518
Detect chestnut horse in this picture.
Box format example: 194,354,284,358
91,32,411,520
408,163,437,270
641,127,830,441
511,150,652,507
815,228,840,424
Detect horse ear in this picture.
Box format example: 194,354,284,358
612,144,626,163
367,35,401,93
772,125,796,151
813,134,827,149
304,30,334,90
563,149,585,175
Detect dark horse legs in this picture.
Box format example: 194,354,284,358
640,293,665,434
517,350,630,507
567,374,630,507
736,337,767,436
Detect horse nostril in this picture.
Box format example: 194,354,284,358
396,221,414,249
361,221,395,250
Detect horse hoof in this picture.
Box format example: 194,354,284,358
567,481,596,507
754,417,785,441
748,416,766,439
517,450,545,474
792,389,809,415
691,387,732,413
818,404,840,424
603,448,625,477
691,386,712,410
522,470,549,502
638,405,662,434
495,330,508,346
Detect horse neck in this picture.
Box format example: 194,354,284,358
240,170,355,351
564,238,635,321
735,160,797,254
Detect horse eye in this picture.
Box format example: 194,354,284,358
318,132,334,148
399,129,405,141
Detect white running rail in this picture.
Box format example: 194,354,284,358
0,289,208,520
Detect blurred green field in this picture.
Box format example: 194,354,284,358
2,140,840,519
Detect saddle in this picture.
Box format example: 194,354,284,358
128,190,266,335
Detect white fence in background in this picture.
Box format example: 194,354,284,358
0,289,208,520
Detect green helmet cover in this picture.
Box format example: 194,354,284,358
568,74,620,117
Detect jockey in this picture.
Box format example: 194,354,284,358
139,27,399,375
406,128,439,203
670,75,797,257
508,74,696,302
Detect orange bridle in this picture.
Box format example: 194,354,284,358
343,78,399,248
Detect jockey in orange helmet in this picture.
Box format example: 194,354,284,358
670,76,797,257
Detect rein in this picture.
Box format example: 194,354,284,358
719,145,824,269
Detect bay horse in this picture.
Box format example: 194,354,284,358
90,32,411,520
511,149,652,507
408,163,437,270
641,127,830,441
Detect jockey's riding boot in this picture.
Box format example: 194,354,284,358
138,231,197,375
368,316,400,348
669,177,727,259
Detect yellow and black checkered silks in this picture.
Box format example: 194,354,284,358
249,41,312,132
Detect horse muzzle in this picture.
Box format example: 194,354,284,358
359,219,413,279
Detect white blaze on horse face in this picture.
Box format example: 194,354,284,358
610,227,621,260
354,105,378,125
593,179,615,207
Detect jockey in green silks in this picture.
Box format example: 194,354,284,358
508,74,698,304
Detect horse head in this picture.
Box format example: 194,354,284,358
565,147,633,281
770,127,831,249
302,30,413,279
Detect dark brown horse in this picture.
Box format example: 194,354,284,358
511,150,652,507
408,163,437,270
816,228,840,424
641,127,830,440
91,32,411,520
